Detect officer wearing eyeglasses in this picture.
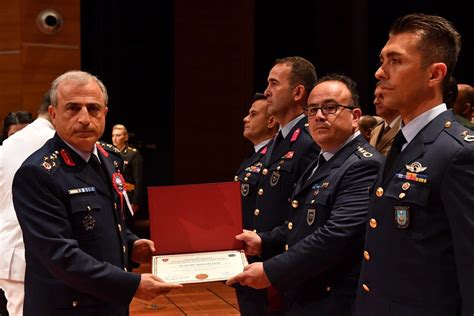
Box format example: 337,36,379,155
227,74,383,315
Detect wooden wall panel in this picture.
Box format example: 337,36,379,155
0,54,22,118
174,0,255,184
0,0,80,133
21,0,80,46
0,0,21,50
21,46,81,108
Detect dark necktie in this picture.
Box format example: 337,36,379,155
304,154,326,183
88,154,110,187
382,130,407,180
265,131,283,164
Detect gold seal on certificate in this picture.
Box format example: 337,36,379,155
152,250,248,284
195,274,208,280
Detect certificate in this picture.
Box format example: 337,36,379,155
152,250,248,284
148,182,243,255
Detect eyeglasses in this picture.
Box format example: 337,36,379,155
304,103,355,117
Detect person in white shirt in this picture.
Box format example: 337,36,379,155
0,91,55,315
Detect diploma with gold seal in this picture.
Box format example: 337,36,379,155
152,250,248,284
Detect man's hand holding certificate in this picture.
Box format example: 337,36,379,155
153,250,248,284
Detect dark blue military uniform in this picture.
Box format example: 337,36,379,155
235,145,269,231
12,134,140,316
120,146,143,207
260,135,383,315
254,117,319,258
235,117,319,315
234,145,270,315
356,110,474,316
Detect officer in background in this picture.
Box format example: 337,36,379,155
228,74,383,315
112,124,144,216
234,92,278,315
356,14,474,315
12,70,181,315
453,83,474,128
369,82,401,156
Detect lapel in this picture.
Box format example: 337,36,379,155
266,117,307,167
369,122,384,147
53,136,113,198
381,111,451,186
377,116,401,150
236,146,266,174
294,134,365,195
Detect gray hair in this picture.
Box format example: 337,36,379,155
49,70,108,107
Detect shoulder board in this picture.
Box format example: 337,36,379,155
129,147,137,152
97,141,121,154
443,120,474,144
355,145,375,158
40,151,61,172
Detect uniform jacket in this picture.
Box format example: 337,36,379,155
120,146,144,206
356,110,474,316
0,118,55,282
254,117,319,259
261,135,383,315
12,134,141,316
234,145,274,315
234,145,269,231
369,116,401,156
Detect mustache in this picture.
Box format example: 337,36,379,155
312,123,330,129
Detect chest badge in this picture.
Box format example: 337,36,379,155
394,206,410,228
241,183,249,196
405,161,427,173
270,171,280,187
82,213,96,231
307,208,316,225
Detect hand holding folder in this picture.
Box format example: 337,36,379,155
148,182,248,283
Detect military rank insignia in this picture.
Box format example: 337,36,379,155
394,206,410,228
82,213,96,231
41,152,59,171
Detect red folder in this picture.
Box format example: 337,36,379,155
148,182,243,255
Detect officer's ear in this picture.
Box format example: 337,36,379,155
267,115,277,130
351,108,362,129
428,62,447,87
48,105,57,123
293,85,305,102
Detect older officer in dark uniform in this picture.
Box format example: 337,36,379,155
112,124,144,215
12,71,181,316
234,93,278,315
228,74,383,315
355,14,474,316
